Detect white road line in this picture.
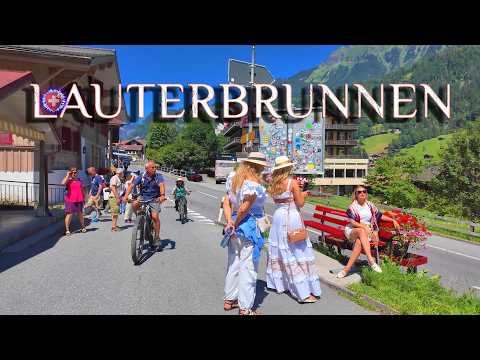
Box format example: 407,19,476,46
426,244,480,262
197,191,218,200
472,286,480,291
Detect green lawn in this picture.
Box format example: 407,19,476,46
348,259,480,314
361,133,399,154
395,133,454,163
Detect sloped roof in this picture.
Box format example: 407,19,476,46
0,70,34,101
0,45,115,65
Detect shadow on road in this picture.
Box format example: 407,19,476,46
253,280,269,310
134,238,176,266
0,217,90,274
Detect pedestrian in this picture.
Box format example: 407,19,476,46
108,167,125,232
124,171,137,223
266,156,322,303
61,167,87,236
336,185,400,278
86,167,105,223
222,152,268,315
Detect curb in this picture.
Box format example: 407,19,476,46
0,213,64,253
318,274,398,315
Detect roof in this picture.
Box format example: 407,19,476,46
413,166,441,182
0,70,34,101
118,144,143,151
0,45,115,66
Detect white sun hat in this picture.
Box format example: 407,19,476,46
272,156,296,172
242,152,268,167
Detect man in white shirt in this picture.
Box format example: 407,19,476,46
109,168,125,231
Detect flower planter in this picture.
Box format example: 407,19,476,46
392,253,428,269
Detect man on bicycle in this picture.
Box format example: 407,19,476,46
172,177,191,212
123,160,166,247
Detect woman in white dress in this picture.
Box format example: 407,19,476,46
222,152,268,315
266,156,322,303
337,185,400,278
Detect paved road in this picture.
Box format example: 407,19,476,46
0,170,372,315
162,169,480,296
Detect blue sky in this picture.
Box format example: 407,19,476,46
87,45,342,120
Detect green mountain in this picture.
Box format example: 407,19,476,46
281,45,449,98
365,45,480,153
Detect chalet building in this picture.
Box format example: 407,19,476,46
0,45,127,205
114,138,146,161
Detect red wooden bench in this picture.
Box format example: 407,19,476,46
305,205,428,272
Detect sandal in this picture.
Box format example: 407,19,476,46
239,308,261,315
300,295,318,304
336,270,348,279
223,300,239,311
111,226,118,232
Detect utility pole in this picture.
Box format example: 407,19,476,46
247,45,255,152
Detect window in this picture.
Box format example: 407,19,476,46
61,126,72,151
346,169,355,178
325,169,333,178
335,169,345,178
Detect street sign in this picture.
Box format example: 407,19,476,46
228,59,275,85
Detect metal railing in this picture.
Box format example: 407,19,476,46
325,124,358,130
158,166,187,178
0,180,65,207
326,139,358,146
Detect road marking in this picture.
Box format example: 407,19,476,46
197,191,218,200
472,286,480,291
426,244,480,262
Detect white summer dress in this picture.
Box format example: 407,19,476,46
266,179,322,301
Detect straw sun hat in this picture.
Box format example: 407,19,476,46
272,156,296,172
243,152,268,167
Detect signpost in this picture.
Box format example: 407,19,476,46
228,50,275,152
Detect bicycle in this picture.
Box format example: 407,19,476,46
177,196,188,224
131,199,156,265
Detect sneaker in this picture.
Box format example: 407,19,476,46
336,270,348,278
370,263,382,273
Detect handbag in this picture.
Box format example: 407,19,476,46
257,215,271,233
286,179,308,244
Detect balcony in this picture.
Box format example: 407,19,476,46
326,139,358,146
326,154,369,159
222,121,241,136
224,137,242,150
325,123,358,131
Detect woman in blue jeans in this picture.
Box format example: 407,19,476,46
222,152,268,315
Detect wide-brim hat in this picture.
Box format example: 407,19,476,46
243,152,268,167
272,156,296,172
176,177,184,182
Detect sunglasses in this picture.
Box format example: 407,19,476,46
356,190,367,194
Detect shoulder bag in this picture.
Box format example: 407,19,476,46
286,179,308,243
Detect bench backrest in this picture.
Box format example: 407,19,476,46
311,205,394,240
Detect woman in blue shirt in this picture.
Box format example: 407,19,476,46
222,152,268,315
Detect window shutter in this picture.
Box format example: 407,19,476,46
61,126,72,151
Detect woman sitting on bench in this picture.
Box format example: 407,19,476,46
337,185,400,278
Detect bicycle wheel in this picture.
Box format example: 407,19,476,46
179,197,187,224
147,217,156,249
131,214,145,265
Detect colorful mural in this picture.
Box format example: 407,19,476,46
259,114,325,174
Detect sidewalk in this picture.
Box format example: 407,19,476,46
0,209,64,252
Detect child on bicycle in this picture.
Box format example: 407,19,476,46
172,177,191,212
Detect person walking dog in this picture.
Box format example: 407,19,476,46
222,152,268,315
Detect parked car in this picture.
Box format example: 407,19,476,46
185,170,203,182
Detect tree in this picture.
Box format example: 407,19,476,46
366,155,424,208
430,121,480,220
148,122,177,149
180,118,222,167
